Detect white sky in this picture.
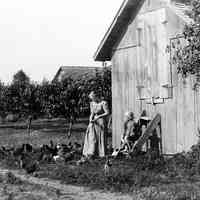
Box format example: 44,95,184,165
0,0,123,83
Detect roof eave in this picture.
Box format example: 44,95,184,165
52,67,62,82
94,0,143,62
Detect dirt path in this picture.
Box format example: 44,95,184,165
0,168,133,200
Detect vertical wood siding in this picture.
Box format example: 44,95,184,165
111,3,199,154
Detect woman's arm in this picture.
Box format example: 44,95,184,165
94,101,110,120
122,120,128,139
89,112,95,122
89,102,95,122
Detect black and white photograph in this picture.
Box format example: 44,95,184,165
0,0,199,199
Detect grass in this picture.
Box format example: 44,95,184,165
1,119,200,199
0,118,88,147
0,172,61,200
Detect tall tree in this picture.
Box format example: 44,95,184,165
12,70,30,85
173,0,200,83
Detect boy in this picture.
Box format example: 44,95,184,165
121,111,137,153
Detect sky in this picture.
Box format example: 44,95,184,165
0,0,123,83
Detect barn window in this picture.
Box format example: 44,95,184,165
137,20,144,46
137,28,142,46
136,8,172,103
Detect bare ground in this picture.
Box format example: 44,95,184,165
0,168,133,200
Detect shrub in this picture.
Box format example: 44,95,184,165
0,67,112,121
172,0,200,85
5,172,22,185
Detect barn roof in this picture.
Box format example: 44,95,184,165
53,66,102,82
94,0,192,62
94,0,143,62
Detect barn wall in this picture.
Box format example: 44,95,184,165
112,19,140,148
166,7,199,152
140,0,169,14
111,2,199,154
111,2,172,151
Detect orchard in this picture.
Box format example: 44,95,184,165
0,67,111,125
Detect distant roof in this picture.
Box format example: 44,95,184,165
53,66,102,82
94,0,192,62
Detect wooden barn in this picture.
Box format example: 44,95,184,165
94,0,198,154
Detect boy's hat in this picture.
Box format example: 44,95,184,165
125,111,134,119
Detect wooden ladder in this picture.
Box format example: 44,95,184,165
133,113,161,154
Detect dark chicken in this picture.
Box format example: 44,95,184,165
104,157,112,176
19,154,39,174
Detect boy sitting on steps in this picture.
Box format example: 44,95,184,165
121,111,138,153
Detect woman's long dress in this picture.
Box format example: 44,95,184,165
83,101,109,158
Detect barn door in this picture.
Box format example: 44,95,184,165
137,8,171,102
170,37,198,152
176,76,196,152
194,86,200,144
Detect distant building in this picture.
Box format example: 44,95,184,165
53,66,102,82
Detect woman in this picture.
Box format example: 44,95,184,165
83,91,110,158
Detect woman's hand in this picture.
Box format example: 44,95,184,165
91,115,100,123
94,115,100,121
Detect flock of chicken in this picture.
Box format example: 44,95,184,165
0,141,83,174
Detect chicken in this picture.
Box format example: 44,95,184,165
24,161,39,174
41,144,57,155
64,151,75,162
0,147,9,158
24,144,33,153
104,157,112,176
49,140,54,149
13,145,25,157
39,143,58,162
53,155,65,163
19,154,39,174
1,146,14,157
73,142,82,152
111,149,120,158
13,144,33,158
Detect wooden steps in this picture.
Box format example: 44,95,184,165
133,113,161,154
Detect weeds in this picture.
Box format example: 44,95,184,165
1,122,200,197
5,172,22,185
6,193,14,200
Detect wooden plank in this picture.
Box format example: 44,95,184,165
133,113,161,153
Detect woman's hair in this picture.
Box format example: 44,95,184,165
141,110,147,117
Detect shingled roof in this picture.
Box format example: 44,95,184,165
53,66,102,82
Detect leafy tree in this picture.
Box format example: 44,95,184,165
76,66,112,113
0,81,7,118
0,66,112,131
1,83,38,117
0,70,39,119
38,66,111,136
173,0,200,83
